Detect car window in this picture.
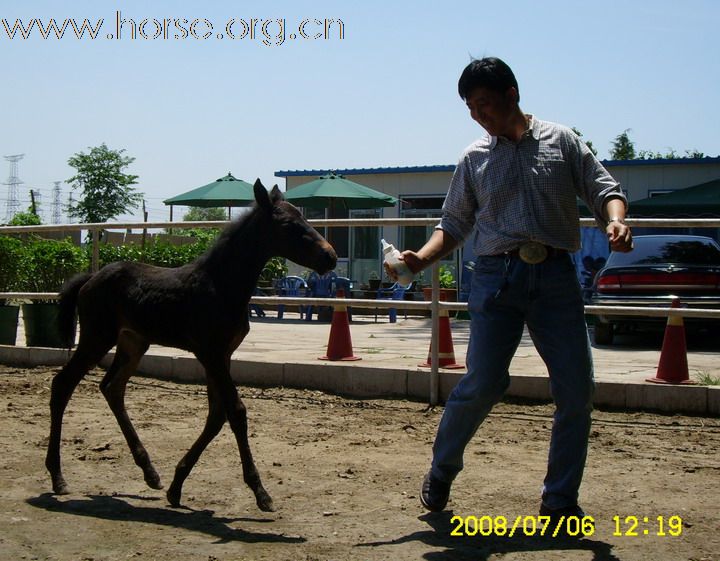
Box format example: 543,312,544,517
607,238,720,266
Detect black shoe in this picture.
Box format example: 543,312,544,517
420,471,451,512
539,503,593,538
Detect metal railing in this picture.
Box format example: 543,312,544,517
2,217,720,405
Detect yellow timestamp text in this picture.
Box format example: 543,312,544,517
448,514,684,539
612,515,683,537
449,515,596,538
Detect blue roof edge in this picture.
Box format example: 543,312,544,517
275,164,456,177
602,156,720,167
275,157,720,177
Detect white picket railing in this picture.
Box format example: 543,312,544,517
2,217,719,405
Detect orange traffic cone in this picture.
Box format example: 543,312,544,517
319,289,361,361
646,298,696,385
419,297,464,369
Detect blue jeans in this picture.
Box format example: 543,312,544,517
430,253,594,509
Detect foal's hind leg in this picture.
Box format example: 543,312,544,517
201,356,275,512
167,380,225,507
46,341,112,494
99,330,162,490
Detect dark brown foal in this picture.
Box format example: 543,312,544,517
46,180,336,512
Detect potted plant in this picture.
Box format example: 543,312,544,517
422,265,458,302
19,237,89,348
367,270,381,292
0,236,24,345
258,256,288,290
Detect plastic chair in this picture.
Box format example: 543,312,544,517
374,282,409,323
276,276,308,319
305,271,336,321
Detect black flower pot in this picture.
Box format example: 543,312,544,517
22,303,75,348
0,304,20,345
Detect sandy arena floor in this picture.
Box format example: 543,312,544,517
1,365,718,561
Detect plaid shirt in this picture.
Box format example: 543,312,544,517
438,116,626,255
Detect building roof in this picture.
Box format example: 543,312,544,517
602,156,720,167
275,157,720,177
275,165,455,177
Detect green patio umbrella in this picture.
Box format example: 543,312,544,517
284,172,398,209
164,172,255,219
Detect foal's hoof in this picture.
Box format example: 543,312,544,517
52,476,70,495
256,491,276,512
144,470,163,490
166,487,182,507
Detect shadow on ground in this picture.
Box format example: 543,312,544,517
26,493,305,545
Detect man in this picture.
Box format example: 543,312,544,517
391,57,632,521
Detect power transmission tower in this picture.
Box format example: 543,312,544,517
52,181,62,224
3,154,24,222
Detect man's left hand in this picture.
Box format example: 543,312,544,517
606,221,633,253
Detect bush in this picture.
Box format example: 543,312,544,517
0,236,25,301
94,237,287,286
18,237,89,293
8,211,41,226
96,240,210,269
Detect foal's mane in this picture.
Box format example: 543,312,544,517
192,202,270,275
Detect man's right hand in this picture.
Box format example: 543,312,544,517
385,229,458,280
384,250,421,282
398,251,425,274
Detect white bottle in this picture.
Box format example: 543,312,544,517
381,239,414,288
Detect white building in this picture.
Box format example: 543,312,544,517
276,157,720,289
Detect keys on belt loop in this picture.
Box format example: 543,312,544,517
494,254,512,299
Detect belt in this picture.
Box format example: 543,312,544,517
501,242,567,264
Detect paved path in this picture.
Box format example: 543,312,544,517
2,310,718,414
233,313,719,384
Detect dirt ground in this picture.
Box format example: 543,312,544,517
1,365,718,561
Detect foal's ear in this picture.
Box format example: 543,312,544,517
254,179,272,210
270,184,284,204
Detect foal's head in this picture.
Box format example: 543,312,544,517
254,179,337,275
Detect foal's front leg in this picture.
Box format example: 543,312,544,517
201,357,275,512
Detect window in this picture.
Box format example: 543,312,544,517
350,208,381,283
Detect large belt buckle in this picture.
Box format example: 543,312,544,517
518,241,548,264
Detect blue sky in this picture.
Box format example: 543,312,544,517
2,0,718,222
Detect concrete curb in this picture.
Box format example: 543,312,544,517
0,344,716,415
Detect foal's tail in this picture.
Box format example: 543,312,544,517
57,272,93,348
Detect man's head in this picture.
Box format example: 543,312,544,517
459,57,523,138
458,57,519,102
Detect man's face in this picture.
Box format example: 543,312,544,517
464,86,517,137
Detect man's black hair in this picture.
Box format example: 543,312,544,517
458,57,520,102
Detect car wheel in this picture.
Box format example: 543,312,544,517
594,322,614,345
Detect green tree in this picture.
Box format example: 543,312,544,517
571,127,598,157
66,143,142,223
8,209,41,226
637,148,704,160
168,206,227,242
183,207,227,222
610,129,636,160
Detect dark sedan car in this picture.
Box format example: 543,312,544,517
590,235,720,345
